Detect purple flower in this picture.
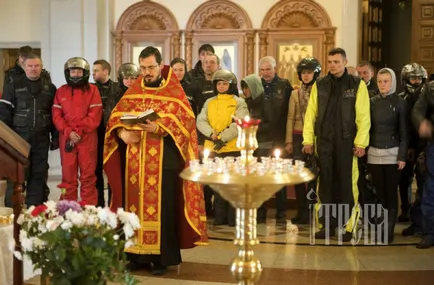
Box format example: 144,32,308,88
56,200,83,216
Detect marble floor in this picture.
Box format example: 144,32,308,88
12,150,434,284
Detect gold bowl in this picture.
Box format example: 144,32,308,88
180,169,314,209
0,207,14,226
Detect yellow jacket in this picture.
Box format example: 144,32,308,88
302,79,370,148
197,94,249,153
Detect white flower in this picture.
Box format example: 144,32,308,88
85,214,97,226
98,208,118,229
61,220,73,231
106,211,118,229
117,208,140,230
46,216,64,231
123,224,134,239
19,230,27,242
124,240,134,248
113,234,119,241
25,206,35,215
65,209,85,226
17,214,25,225
33,238,46,249
128,213,141,230
84,205,98,213
38,223,47,234
44,200,58,216
97,208,109,223
21,237,33,252
13,251,22,261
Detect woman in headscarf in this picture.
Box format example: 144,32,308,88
285,57,321,224
368,68,408,243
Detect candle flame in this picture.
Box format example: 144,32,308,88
274,149,281,159
244,115,250,122
203,148,210,159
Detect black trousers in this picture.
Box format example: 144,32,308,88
399,159,415,214
96,125,111,207
368,164,400,211
5,132,50,207
127,169,182,266
291,134,316,217
316,136,358,231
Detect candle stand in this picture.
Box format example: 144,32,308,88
180,117,315,285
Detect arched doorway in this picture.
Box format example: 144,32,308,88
185,0,254,79
260,0,336,84
114,0,180,72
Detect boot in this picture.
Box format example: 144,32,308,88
291,184,309,224
416,235,434,249
402,224,423,237
314,228,335,239
387,209,397,244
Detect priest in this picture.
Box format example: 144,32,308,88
103,46,208,275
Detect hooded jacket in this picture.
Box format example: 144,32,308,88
242,74,274,148
369,68,408,162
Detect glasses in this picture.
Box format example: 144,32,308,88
140,64,158,72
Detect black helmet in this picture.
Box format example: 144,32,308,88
401,63,428,94
118,63,140,87
297,57,321,85
212,69,238,95
64,57,90,88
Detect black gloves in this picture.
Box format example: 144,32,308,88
213,139,226,151
50,139,59,151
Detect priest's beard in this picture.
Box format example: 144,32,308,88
144,72,162,88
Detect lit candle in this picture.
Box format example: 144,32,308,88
244,115,250,122
203,148,210,161
274,149,281,160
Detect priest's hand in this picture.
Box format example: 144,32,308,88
137,119,157,133
119,129,141,144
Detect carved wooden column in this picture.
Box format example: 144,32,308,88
245,32,255,75
172,32,181,59
185,32,194,70
115,33,123,72
258,31,268,60
324,28,336,73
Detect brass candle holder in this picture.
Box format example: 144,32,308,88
180,116,315,284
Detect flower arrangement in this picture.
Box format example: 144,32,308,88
14,200,141,285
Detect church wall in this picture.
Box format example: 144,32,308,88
0,0,361,86
113,0,360,66
0,0,41,46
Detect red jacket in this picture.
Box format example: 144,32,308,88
52,84,102,137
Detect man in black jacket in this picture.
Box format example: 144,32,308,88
411,81,434,249
398,63,428,224
256,56,293,225
4,46,58,202
92,59,121,207
0,53,57,207
356,61,378,98
184,44,215,83
303,48,371,241
4,45,33,85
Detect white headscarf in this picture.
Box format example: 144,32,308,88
377,67,396,95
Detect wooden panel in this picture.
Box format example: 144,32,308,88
412,0,434,76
